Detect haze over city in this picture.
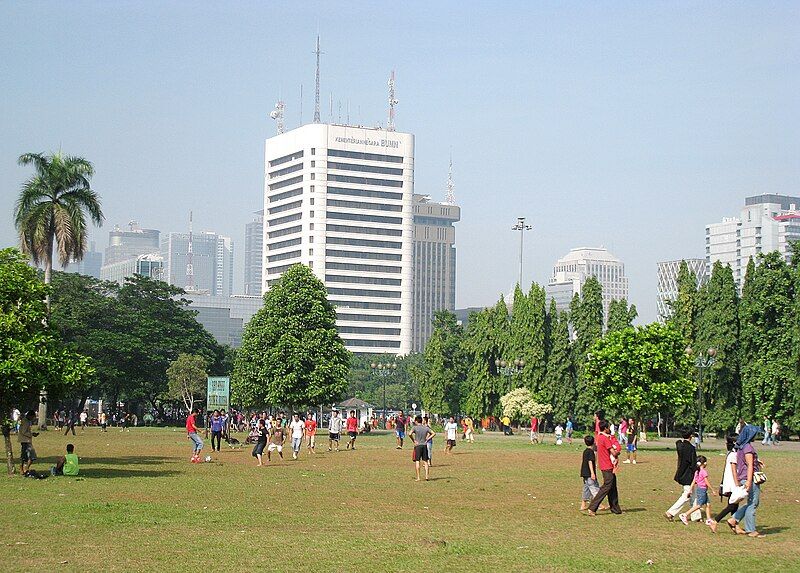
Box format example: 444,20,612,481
2,2,798,321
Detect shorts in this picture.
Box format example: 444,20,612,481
695,487,709,505
412,444,429,462
329,432,340,441
267,443,283,452
396,430,406,439
252,442,266,456
20,443,35,463
582,477,599,501
626,443,637,452
447,439,456,447
348,431,358,439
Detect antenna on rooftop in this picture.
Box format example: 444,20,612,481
313,36,322,123
445,156,456,204
270,100,285,134
387,70,398,132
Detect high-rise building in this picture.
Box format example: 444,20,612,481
104,223,160,265
412,194,459,352
545,247,629,321
100,252,164,285
244,210,264,295
160,231,234,296
62,241,103,279
706,194,800,287
656,259,707,321
184,294,263,347
263,123,414,354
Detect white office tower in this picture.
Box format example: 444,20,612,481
656,259,707,321
263,123,414,354
706,194,800,287
244,210,264,295
161,231,234,296
412,194,460,352
545,247,629,321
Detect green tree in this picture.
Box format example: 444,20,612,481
417,310,466,415
694,262,740,432
461,298,510,417
607,298,638,333
739,253,795,422
167,354,208,412
508,284,547,393
0,249,93,474
570,277,604,422
233,264,349,409
542,301,575,422
585,323,695,425
668,261,699,343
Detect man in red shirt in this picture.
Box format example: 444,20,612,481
304,413,317,454
186,408,204,463
588,419,622,515
345,410,359,450
529,416,539,444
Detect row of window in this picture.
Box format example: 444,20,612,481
327,211,402,226
267,250,301,263
269,150,303,167
327,287,400,299
268,187,303,203
268,200,302,215
268,175,303,191
267,262,298,275
326,249,401,261
267,225,301,239
331,299,402,311
327,261,401,274
327,236,401,249
268,212,302,227
328,186,402,201
326,274,401,286
342,338,401,348
328,148,403,164
270,237,302,250
338,325,401,336
328,174,403,188
414,215,456,227
327,224,402,237
328,161,403,177
327,198,402,212
268,162,303,179
336,313,401,323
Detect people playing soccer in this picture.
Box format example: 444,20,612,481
186,408,204,463
267,417,286,462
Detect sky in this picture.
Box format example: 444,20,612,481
1,1,798,322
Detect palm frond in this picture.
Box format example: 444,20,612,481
60,186,104,225
17,152,49,174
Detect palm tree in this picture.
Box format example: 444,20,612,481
14,151,104,427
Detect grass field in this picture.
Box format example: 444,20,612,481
1,428,798,572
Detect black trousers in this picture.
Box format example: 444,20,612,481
714,501,739,522
589,469,621,512
211,430,222,451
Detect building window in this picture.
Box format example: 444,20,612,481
309,236,314,243
328,186,402,201
327,148,403,163
310,197,315,205
326,224,402,237
309,248,313,256
327,211,402,225
311,161,315,167
310,173,315,180
311,148,315,155
310,223,314,230
310,185,315,192
327,161,403,176
310,211,315,217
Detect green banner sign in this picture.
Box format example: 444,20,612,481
207,376,230,411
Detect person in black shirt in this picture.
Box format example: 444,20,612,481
580,434,600,511
251,419,268,466
665,429,697,520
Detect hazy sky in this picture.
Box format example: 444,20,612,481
2,1,798,322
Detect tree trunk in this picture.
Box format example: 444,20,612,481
3,425,15,476
38,248,53,429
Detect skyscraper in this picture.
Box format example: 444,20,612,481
244,210,264,295
104,222,160,265
263,123,414,354
63,241,103,279
545,247,629,321
412,193,460,352
656,259,707,321
160,231,234,296
100,252,164,285
706,194,800,287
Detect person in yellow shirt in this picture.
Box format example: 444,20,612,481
51,444,79,476
502,415,513,435
464,416,475,442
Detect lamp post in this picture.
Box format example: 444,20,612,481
371,362,397,429
685,346,716,444
512,217,532,288
494,358,525,377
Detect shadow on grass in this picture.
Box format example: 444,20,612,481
78,468,181,478
621,507,647,513
760,526,790,535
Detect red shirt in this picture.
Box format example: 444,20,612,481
596,432,619,471
346,417,358,432
305,419,317,435
186,414,197,434
530,417,538,432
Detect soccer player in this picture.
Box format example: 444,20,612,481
289,413,305,460
328,410,343,452
267,418,286,462
444,416,458,454
186,408,204,463
395,409,407,450
345,410,359,450
305,413,317,454
410,416,435,481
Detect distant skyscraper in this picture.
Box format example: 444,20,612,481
184,294,263,347
656,259,707,321
545,247,629,321
161,231,234,296
100,252,163,285
244,210,264,295
706,194,800,287
412,193,460,352
104,222,160,265
63,241,102,279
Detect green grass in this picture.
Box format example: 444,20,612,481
1,428,799,572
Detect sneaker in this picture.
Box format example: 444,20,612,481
622,460,631,464
679,513,688,525
632,460,637,464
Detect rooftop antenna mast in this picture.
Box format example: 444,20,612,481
270,100,285,134
186,210,195,291
387,70,398,131
313,35,322,123
445,156,456,204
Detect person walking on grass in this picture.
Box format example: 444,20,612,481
714,436,741,526
727,424,766,538
186,408,204,463
251,419,268,466
345,410,359,450
554,423,564,445
18,410,38,474
79,410,88,432
665,430,697,521
579,434,607,512
529,416,539,444
588,420,622,516
305,413,317,454
64,410,77,436
289,413,305,460
444,416,458,454
422,416,433,465
679,456,717,532
565,417,574,445
395,410,407,449
267,418,286,462
411,415,435,482
464,416,475,443
328,410,343,452
210,410,224,452
623,418,637,464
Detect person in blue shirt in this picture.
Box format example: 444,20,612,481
210,410,225,452
566,418,574,445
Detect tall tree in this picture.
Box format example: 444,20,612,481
669,261,699,344
571,277,604,422
607,298,637,333
461,298,509,417
233,264,349,409
507,283,547,393
542,302,575,423
790,242,800,431
167,354,208,412
694,262,740,432
417,310,466,415
14,151,103,426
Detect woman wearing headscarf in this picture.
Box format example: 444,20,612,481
726,424,765,537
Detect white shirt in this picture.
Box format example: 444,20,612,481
722,450,738,494
555,425,563,436
79,412,88,422
771,421,779,434
289,420,305,439
329,416,343,433
445,422,458,441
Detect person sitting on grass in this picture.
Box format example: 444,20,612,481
51,444,79,476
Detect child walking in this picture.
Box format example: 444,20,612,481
680,455,718,532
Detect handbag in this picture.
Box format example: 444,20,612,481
729,485,748,504
753,471,767,485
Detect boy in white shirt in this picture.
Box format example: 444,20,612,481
444,416,459,454
289,413,305,460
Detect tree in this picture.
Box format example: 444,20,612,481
233,264,349,409
607,298,638,333
417,311,466,415
542,302,575,422
167,354,208,412
14,151,103,426
0,249,93,474
585,323,695,425
461,299,510,417
508,283,547,393
570,277,604,422
668,261,699,344
499,387,552,424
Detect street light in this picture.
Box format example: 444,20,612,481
494,358,525,377
371,362,397,429
685,346,716,444
512,217,532,288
